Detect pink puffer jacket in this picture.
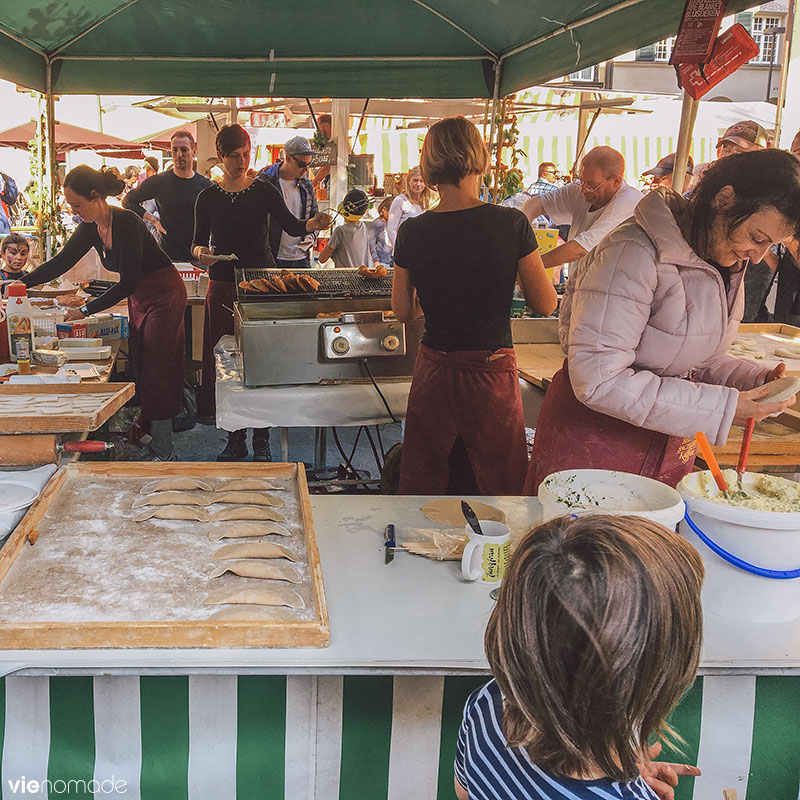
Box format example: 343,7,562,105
561,188,773,446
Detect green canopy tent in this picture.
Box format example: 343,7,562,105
0,0,755,99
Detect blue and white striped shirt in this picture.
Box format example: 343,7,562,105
455,681,659,800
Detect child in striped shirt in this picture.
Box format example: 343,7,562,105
455,515,704,800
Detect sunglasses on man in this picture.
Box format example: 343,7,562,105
292,155,312,169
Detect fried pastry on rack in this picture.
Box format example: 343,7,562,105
358,264,388,280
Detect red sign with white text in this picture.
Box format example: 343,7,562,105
670,0,727,64
678,24,760,99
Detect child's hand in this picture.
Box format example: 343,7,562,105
639,742,701,800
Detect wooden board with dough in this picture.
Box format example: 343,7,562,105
730,323,800,380
0,383,134,433
0,462,329,648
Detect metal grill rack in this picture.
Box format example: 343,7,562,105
236,267,393,302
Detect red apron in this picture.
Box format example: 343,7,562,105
399,344,528,496
524,361,697,493
127,266,187,424
200,279,237,418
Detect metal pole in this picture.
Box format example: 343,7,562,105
486,60,502,202
44,58,56,259
767,33,778,101
352,99,370,150
672,90,699,194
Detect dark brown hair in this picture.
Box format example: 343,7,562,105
215,124,250,157
420,116,489,188
377,197,393,215
1,233,29,254
689,148,800,258
485,515,704,781
64,165,125,199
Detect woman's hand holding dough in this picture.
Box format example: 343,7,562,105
734,384,796,426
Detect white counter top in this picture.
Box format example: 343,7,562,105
0,495,798,676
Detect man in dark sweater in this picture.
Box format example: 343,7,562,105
124,130,211,262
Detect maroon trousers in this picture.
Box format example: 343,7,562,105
127,266,187,424
524,361,697,493
399,344,528,496
200,279,237,418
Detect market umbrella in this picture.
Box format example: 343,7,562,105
0,119,145,159
0,0,757,99
135,121,198,152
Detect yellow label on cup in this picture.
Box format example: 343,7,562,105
480,540,510,583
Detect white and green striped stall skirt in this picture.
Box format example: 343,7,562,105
1,674,798,799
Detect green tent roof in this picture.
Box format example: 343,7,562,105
0,0,757,97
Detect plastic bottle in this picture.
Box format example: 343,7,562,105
0,299,10,363
6,283,34,374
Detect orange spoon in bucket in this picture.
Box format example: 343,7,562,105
695,431,732,499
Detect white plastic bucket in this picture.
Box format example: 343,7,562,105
538,469,684,529
677,471,800,623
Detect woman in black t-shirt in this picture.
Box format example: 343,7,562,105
192,125,331,461
392,117,556,495
21,165,186,460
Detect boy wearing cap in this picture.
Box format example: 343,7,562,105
256,136,319,269
642,153,694,193
319,189,375,268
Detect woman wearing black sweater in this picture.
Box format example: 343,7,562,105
193,125,331,461
21,165,186,460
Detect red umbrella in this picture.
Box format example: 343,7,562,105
0,120,146,159
136,121,198,151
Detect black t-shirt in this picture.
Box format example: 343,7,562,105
394,204,537,351
192,180,309,281
21,208,172,314
124,171,212,261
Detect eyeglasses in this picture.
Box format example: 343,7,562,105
575,175,615,193
291,155,312,169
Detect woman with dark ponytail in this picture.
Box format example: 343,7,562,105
20,165,186,461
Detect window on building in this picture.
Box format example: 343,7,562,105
751,15,783,65
569,66,597,82
654,37,675,62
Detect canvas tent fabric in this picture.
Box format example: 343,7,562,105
0,119,145,158
0,0,756,98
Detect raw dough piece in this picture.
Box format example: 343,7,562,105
421,498,505,526
774,346,800,360
132,491,213,508
212,541,298,562
211,506,285,522
134,506,210,522
735,338,762,351
210,491,284,507
208,521,292,541
216,478,282,492
140,477,214,495
755,376,800,404
209,560,301,583
209,606,298,621
204,586,304,609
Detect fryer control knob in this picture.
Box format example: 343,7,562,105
382,334,401,352
332,336,350,355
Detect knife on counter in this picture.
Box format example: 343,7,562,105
384,523,396,564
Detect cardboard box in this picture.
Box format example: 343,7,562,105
56,314,128,340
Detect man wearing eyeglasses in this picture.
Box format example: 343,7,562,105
522,146,642,283
256,135,319,269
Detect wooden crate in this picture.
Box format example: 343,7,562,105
0,382,134,433
0,462,329,648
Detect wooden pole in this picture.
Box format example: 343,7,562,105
672,90,699,194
